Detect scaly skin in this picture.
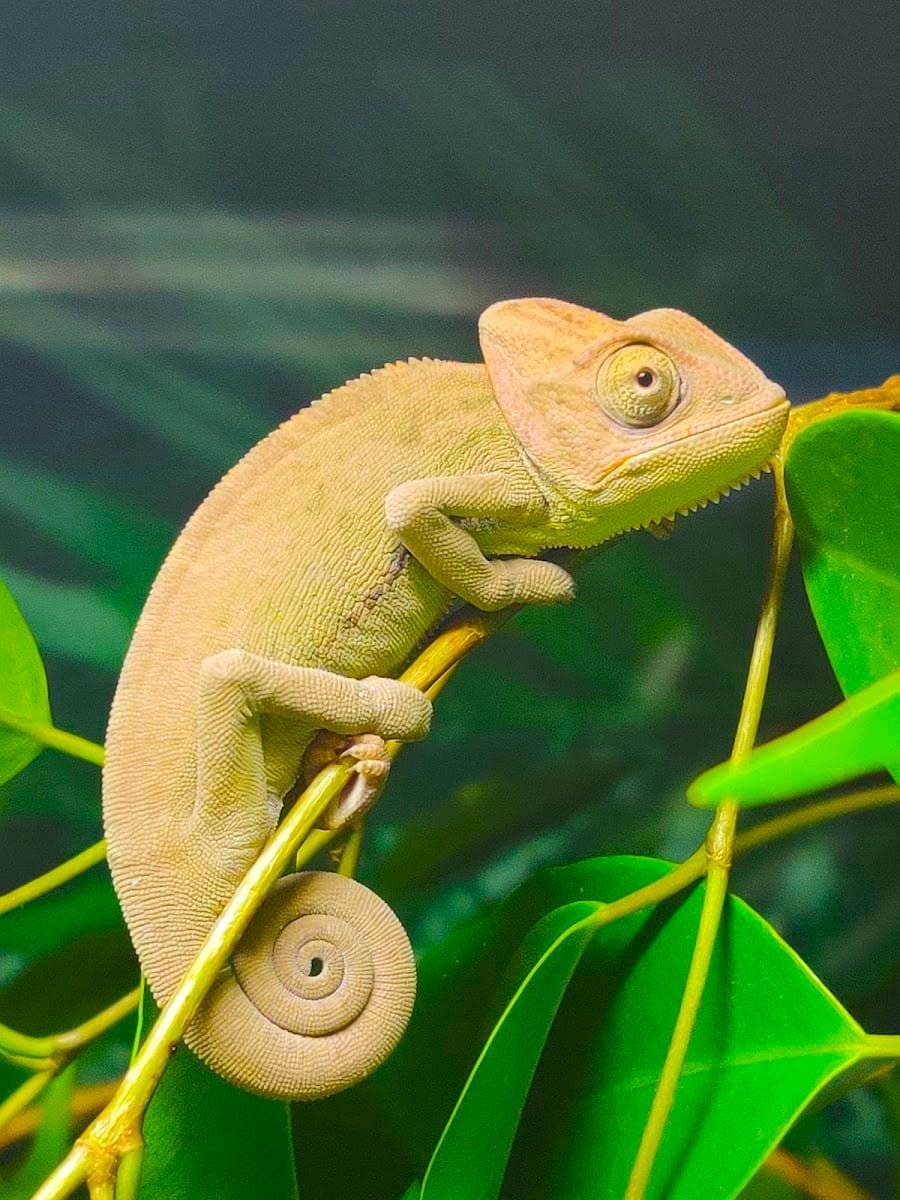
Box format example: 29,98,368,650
102,298,788,1099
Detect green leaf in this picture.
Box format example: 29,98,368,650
0,575,51,785
421,901,598,1199
689,669,900,806
3,1066,76,1200
140,1038,299,1200
785,409,900,695
413,857,876,1200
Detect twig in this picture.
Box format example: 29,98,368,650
735,784,899,856
28,609,498,1200
624,479,795,1200
0,709,104,766
0,990,140,1071
0,840,107,918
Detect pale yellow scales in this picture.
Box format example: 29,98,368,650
102,299,788,1100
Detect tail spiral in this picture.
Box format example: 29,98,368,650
183,871,416,1099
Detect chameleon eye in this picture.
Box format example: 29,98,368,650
596,344,680,428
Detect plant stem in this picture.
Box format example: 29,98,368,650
336,820,365,878
0,1070,55,1133
113,1147,144,1200
30,762,352,1200
863,1034,900,1059
624,489,795,1200
735,784,900,856
28,610,497,1200
590,848,708,930
0,840,107,917
0,989,140,1070
0,708,104,766
6,782,894,1157
293,825,339,871
128,979,147,1067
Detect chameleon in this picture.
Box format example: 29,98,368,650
102,297,788,1100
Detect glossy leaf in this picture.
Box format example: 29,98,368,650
0,575,51,785
414,856,874,1200
420,902,598,1199
785,409,900,695
140,1038,299,1200
689,669,900,806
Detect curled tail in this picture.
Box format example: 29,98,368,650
184,870,416,1099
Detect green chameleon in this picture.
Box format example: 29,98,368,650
102,297,788,1100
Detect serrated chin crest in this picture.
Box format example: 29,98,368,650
654,464,771,528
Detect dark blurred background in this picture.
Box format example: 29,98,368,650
0,2,897,1192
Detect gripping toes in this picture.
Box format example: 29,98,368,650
302,732,392,829
359,676,432,742
496,558,576,607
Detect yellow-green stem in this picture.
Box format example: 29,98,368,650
0,840,107,918
0,709,104,766
6,783,895,1157
31,762,352,1200
0,988,140,1069
0,1070,55,1133
113,1146,144,1200
863,1035,900,1059
590,848,708,932
336,820,365,878
624,491,795,1200
735,784,899,856
293,825,339,871
28,611,494,1200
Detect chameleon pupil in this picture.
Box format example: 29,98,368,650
636,370,655,388
308,956,324,977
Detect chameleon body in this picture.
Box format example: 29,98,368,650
102,298,788,1099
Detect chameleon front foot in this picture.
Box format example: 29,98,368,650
302,731,391,829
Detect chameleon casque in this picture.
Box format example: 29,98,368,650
102,298,789,1101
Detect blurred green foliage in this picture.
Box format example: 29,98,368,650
0,6,897,1195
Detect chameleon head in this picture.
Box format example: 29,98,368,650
479,298,789,544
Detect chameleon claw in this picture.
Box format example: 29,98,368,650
302,732,391,830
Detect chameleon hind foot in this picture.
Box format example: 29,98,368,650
303,730,391,829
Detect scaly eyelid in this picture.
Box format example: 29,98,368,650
574,335,655,370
